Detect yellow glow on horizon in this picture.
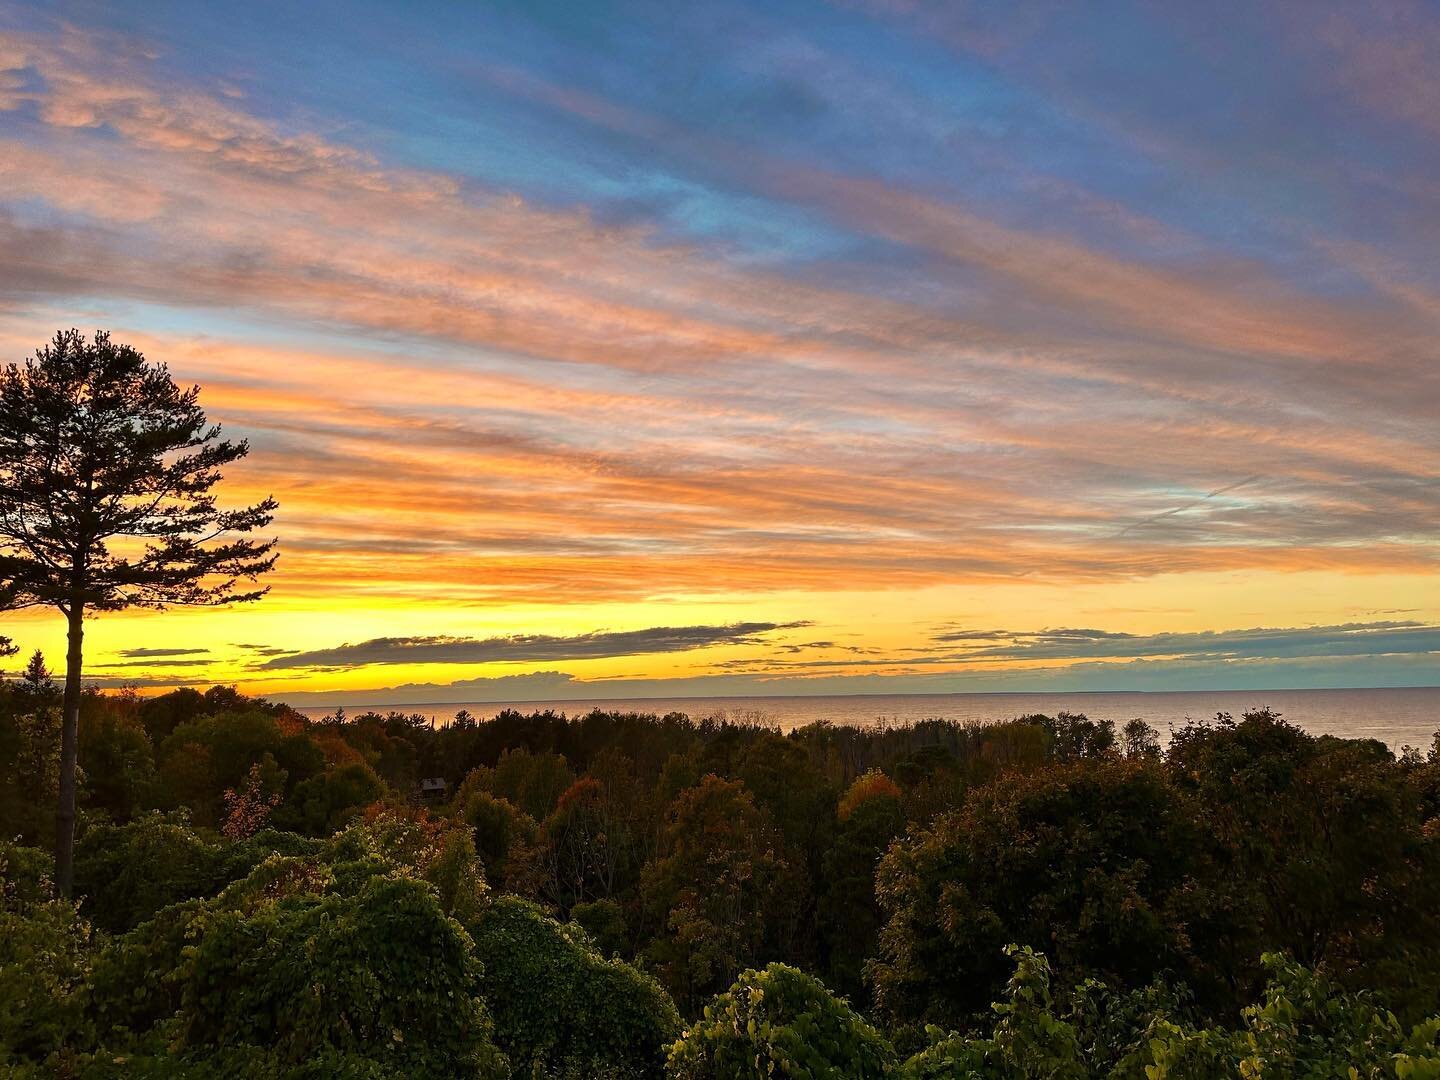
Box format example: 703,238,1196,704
4,568,1437,699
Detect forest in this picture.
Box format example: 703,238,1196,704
3,665,1440,1078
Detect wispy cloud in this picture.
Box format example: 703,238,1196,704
93,658,215,670
115,647,211,658
260,622,812,670
946,622,1440,663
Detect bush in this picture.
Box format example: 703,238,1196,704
74,813,225,932
272,762,384,836
459,789,544,896
181,874,506,1077
0,842,53,903
0,895,93,1066
667,963,893,1079
81,816,501,1075
74,814,317,932
469,895,680,1078
571,897,629,956
900,946,1440,1078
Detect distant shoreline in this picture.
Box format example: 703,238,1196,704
284,686,1440,752
280,684,1440,711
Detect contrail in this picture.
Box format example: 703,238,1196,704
1116,474,1263,537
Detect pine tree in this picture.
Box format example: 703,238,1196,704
0,330,277,895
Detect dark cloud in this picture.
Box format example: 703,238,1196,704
941,621,1440,663
261,622,812,670
933,627,1137,645
233,643,298,657
115,647,211,658
710,621,1440,675
775,640,838,654
929,628,1017,642
276,670,583,708
94,659,215,669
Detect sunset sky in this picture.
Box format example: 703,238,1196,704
1,1,1438,705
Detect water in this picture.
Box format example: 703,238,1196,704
293,686,1440,752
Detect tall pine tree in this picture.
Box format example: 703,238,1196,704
0,330,277,895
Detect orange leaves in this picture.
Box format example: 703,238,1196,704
837,769,902,822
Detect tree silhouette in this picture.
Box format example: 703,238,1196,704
0,330,277,896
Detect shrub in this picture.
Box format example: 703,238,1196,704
900,946,1087,1079
0,842,53,904
74,813,224,933
271,762,384,836
571,897,629,956
469,895,679,1078
666,963,893,1079
74,814,317,932
180,874,506,1077
900,947,1440,1078
0,895,93,1066
459,789,543,892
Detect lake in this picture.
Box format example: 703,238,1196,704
293,685,1440,752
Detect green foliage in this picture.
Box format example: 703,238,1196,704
74,812,317,932
82,818,507,1077
8,685,1440,1079
734,732,837,861
1,841,54,903
0,877,93,1067
641,775,807,1012
459,788,544,895
571,897,630,956
138,687,210,744
155,711,290,824
64,1045,417,1078
666,963,894,1079
820,773,906,999
901,947,1440,1079
469,895,680,1078
1169,710,1440,1010
182,874,505,1077
901,946,1087,1079
0,679,61,845
870,760,1219,1028
79,701,156,820
483,747,577,821
271,761,384,835
74,812,225,933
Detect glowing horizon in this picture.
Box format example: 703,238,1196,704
1,3,1438,703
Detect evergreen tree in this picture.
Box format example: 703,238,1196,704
0,330,277,895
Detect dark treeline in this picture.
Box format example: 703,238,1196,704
4,667,1440,1077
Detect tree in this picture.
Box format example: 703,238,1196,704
1167,710,1440,1007
667,963,894,1079
19,650,54,696
821,770,906,999
468,895,680,1078
869,760,1228,1028
640,775,807,1011
0,330,277,896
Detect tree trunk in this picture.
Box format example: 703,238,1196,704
54,604,83,898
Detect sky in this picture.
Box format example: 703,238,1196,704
0,0,1438,705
